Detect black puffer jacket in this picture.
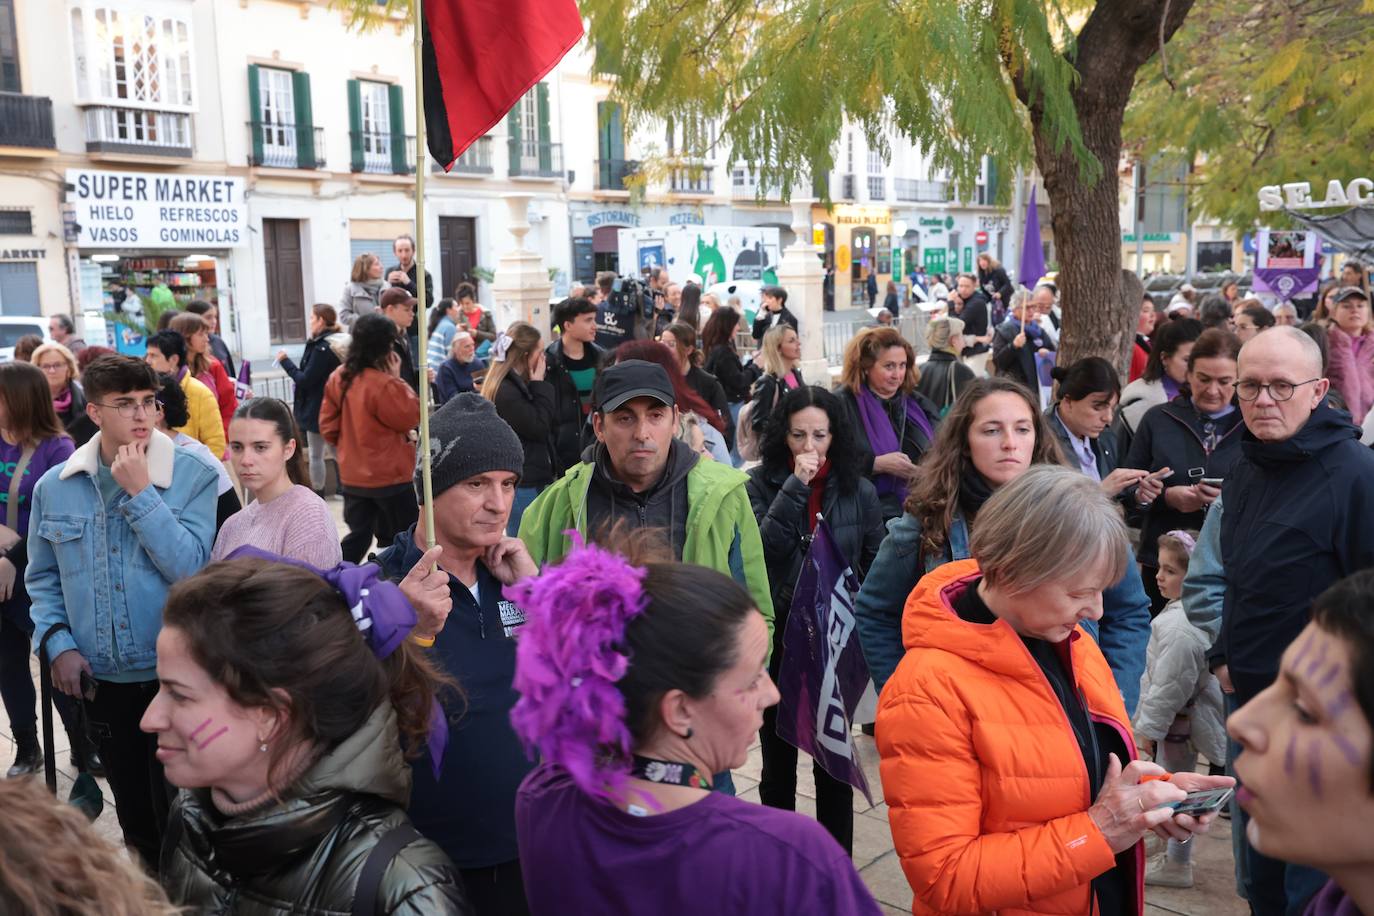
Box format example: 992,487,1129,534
160,704,471,915
1124,397,1244,567
492,371,558,488
914,351,975,415
834,386,941,520
56,381,97,448
745,465,885,655
280,331,345,434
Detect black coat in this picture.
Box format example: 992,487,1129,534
952,292,991,355
386,261,435,307
57,381,97,448
1123,398,1244,567
746,465,885,653
978,265,1014,310
492,372,558,487
685,365,732,449
704,345,761,403
544,338,604,474
914,351,975,415
1217,403,1374,691
751,305,799,342
835,386,941,520
280,332,342,434
991,317,1055,390
883,290,900,317
1046,403,1126,482
748,369,805,436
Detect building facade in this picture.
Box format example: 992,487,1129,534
0,0,1019,362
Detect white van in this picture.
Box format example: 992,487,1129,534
0,316,47,362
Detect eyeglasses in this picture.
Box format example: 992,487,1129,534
1235,379,1320,402
94,397,161,418
36,362,69,374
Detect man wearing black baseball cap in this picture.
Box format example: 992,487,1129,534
518,357,773,692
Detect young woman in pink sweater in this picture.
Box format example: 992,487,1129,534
211,398,342,569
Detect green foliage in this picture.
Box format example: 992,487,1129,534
580,0,1097,204
104,293,178,340
1125,0,1373,231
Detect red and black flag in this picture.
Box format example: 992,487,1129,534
422,0,584,171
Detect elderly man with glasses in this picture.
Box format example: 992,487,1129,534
1181,326,1374,915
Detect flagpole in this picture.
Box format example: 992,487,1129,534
412,0,435,550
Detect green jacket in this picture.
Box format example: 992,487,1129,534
518,457,775,633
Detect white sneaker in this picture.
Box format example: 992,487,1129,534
1145,854,1194,888
1143,834,1164,858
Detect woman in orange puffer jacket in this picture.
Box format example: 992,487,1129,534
876,467,1233,916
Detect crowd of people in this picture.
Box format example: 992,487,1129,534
2,254,1374,916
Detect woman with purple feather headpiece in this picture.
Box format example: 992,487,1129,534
509,533,881,916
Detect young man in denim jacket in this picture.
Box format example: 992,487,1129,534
26,355,218,873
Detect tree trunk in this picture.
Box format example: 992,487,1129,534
1023,0,1196,375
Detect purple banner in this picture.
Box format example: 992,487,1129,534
1019,186,1046,289
775,518,875,805
1253,267,1321,302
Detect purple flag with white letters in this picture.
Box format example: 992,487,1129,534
234,359,252,401
775,517,875,804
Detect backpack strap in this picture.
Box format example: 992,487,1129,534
351,822,422,916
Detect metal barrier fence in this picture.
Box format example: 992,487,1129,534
250,369,296,404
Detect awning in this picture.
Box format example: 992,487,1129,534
1285,206,1374,262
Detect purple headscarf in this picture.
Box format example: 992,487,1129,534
225,546,448,777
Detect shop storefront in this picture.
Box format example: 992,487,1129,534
68,168,247,355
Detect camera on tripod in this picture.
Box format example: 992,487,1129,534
609,275,657,321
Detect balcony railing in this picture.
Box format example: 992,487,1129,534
452,136,493,173
669,164,714,194
596,158,638,190
867,175,887,201
351,131,416,175
894,178,950,202
731,167,783,201
0,93,55,149
509,140,563,178
840,173,856,199
247,122,325,169
84,105,192,157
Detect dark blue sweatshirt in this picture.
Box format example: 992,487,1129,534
377,526,533,869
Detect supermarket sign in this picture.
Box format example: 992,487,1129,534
67,168,247,248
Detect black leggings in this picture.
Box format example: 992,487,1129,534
0,611,36,734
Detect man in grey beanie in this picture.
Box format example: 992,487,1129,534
375,392,540,915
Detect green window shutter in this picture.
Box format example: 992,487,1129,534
597,101,623,161
247,64,263,165
506,100,522,175
536,82,551,173
347,79,363,172
388,83,407,174
292,71,315,169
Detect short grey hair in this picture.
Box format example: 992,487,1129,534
970,465,1129,596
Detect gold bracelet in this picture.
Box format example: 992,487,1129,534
410,634,436,648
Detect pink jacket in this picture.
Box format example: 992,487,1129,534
1326,325,1374,424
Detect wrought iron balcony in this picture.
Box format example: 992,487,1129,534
509,140,564,178
351,131,416,175
731,167,783,201
894,178,950,202
247,122,325,169
669,163,714,194
84,105,191,157
0,93,55,149
596,158,638,190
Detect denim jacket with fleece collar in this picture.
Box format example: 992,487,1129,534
25,429,219,675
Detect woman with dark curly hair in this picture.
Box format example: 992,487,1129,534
745,385,885,854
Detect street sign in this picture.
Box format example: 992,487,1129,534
975,231,988,245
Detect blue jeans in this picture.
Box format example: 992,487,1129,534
507,485,543,536
727,402,743,467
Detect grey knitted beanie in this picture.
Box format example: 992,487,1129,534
414,392,525,502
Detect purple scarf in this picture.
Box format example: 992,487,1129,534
856,384,933,500
52,387,72,415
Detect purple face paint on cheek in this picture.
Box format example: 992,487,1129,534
196,726,229,751
189,718,213,741
1328,691,1354,721
1284,732,1297,777
1330,733,1361,767
1307,740,1324,798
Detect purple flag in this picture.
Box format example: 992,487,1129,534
1253,268,1321,302
775,517,875,804
1019,186,1046,290
234,359,252,401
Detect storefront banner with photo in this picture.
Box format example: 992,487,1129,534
1253,229,1321,301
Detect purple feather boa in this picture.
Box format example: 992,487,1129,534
508,533,650,803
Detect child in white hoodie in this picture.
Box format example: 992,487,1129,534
1134,530,1227,889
